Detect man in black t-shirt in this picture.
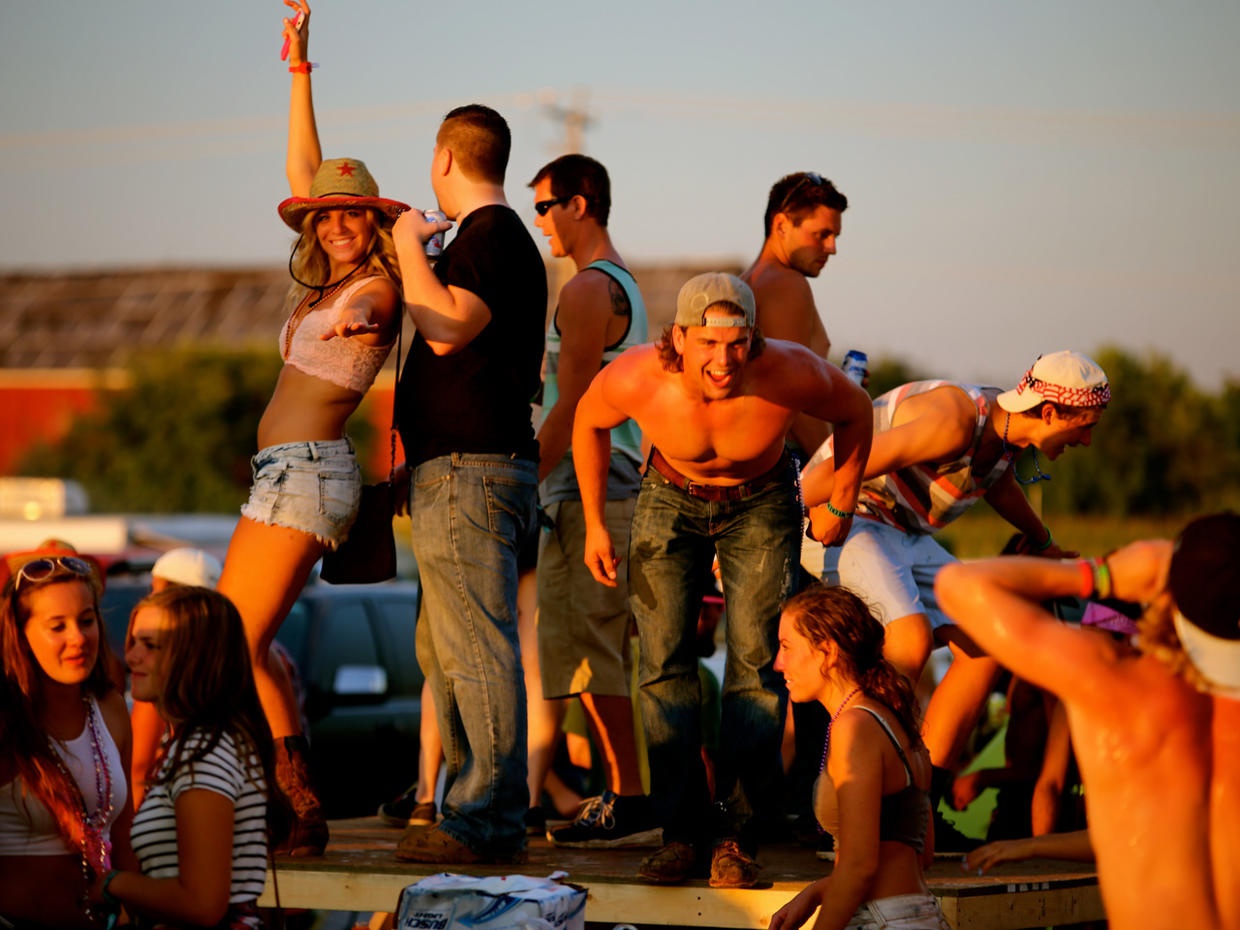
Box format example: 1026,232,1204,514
390,104,547,864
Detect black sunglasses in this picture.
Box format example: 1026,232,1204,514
777,172,825,215
534,197,572,216
15,556,94,592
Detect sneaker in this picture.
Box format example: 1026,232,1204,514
547,791,663,849
394,824,527,865
376,783,429,827
709,838,760,889
637,841,698,885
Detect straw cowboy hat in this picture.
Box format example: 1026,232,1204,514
278,158,410,230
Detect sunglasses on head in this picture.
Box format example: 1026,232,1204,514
15,556,94,592
534,196,573,216
777,172,825,215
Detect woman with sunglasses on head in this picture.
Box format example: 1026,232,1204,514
87,586,274,930
771,584,948,930
0,556,137,930
210,0,409,855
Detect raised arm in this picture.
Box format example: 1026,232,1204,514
570,359,635,586
933,540,1172,700
391,211,485,355
283,0,320,197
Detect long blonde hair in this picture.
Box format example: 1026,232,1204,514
284,207,402,314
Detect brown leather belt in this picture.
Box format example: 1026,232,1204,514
648,447,789,503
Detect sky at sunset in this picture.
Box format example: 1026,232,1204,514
3,1,1237,387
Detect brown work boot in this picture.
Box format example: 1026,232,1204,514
273,735,329,856
709,838,760,888
637,840,698,884
394,824,527,865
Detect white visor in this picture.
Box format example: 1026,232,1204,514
1173,609,1240,697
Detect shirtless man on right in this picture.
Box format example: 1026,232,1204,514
935,512,1240,930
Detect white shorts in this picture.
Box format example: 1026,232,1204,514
845,892,950,929
824,519,955,630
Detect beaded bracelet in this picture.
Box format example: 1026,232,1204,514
1091,557,1113,600
824,500,854,520
1077,560,1094,599
1031,525,1054,552
289,62,314,74
101,869,122,909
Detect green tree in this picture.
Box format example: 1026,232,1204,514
1043,347,1236,515
19,347,377,513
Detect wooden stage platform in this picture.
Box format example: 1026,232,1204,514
259,818,1103,930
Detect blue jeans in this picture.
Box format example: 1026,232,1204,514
628,465,801,846
408,453,538,854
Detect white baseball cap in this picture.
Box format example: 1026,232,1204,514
997,350,1111,413
152,548,222,589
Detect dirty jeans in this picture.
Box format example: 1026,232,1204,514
628,466,801,847
409,453,538,855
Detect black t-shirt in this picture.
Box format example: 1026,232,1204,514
395,205,546,466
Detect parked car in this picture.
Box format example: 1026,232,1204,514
100,577,423,819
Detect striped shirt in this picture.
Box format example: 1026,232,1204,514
129,729,268,903
857,380,1014,535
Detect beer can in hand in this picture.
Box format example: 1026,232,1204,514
842,349,868,385
424,210,447,258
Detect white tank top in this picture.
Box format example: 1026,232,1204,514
0,695,126,856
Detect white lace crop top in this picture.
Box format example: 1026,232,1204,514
0,695,126,856
279,275,396,394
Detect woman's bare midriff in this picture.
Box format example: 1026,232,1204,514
257,364,366,449
0,853,96,929
866,841,932,901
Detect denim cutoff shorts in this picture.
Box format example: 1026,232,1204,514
239,438,361,548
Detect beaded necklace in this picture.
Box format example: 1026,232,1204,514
46,696,115,921
282,262,367,359
1002,411,1052,486
818,685,862,771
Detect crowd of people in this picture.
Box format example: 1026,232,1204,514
2,3,1237,929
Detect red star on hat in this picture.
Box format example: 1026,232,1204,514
337,162,356,177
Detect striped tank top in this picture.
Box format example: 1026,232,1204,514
857,380,1014,535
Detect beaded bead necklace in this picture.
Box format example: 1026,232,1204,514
1002,411,1052,486
818,685,862,771
46,696,115,921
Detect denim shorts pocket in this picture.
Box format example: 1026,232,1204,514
316,467,360,519
251,453,289,485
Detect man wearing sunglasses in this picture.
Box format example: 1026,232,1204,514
525,154,657,850
742,171,848,456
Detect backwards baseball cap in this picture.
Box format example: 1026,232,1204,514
674,273,756,329
152,548,222,589
1168,512,1240,696
997,350,1111,413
